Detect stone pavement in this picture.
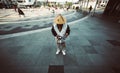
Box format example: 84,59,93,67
0,8,69,22
0,11,84,35
0,9,15,18
0,10,120,73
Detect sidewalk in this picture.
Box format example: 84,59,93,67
0,9,15,18
0,11,120,73
0,8,73,22
0,8,52,21
0,9,79,35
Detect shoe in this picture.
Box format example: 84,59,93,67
56,50,60,54
62,50,66,55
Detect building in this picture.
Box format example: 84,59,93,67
98,0,108,7
17,0,36,8
104,0,120,17
0,0,12,8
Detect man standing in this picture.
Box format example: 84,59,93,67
51,14,70,55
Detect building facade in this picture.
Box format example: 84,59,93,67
17,0,36,5
104,0,120,17
0,0,12,8
0,0,18,8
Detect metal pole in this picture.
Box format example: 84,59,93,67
81,0,83,11
84,0,85,8
86,0,89,9
93,0,98,15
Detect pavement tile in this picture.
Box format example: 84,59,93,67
48,65,64,73
78,66,115,73
63,54,79,66
83,46,98,54
64,66,80,73
88,54,109,66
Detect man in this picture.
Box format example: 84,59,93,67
89,5,93,14
51,14,70,55
18,8,25,17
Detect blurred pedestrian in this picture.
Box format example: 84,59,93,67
51,6,55,15
13,4,17,12
89,5,93,14
51,14,70,55
76,6,79,12
18,8,25,17
52,9,55,14
67,5,70,11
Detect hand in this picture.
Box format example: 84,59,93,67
65,33,68,38
56,35,61,39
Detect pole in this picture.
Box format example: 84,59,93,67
93,0,98,16
86,0,89,9
81,0,83,11
84,0,85,8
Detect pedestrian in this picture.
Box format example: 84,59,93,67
52,9,55,14
13,4,17,12
18,8,25,17
89,5,93,14
76,6,79,12
51,14,70,55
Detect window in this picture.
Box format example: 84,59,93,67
18,0,25,3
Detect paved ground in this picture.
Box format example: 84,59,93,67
0,8,120,73
0,9,87,35
0,8,68,21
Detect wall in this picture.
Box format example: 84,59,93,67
104,0,120,17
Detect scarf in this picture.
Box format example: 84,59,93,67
53,23,68,37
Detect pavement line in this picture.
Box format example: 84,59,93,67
0,15,89,40
0,12,76,24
